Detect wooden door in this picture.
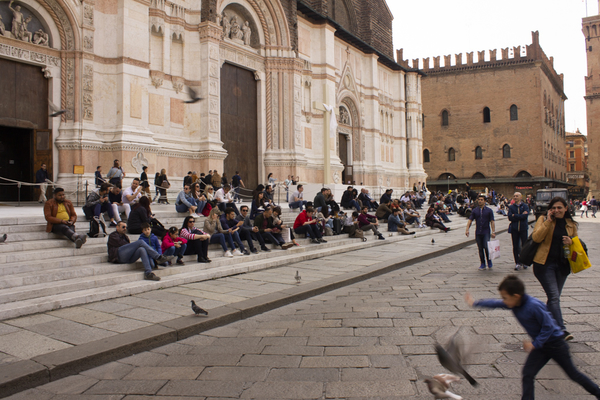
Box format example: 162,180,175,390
339,133,353,184
220,63,258,190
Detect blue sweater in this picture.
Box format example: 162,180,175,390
138,233,162,254
474,294,563,349
507,202,530,233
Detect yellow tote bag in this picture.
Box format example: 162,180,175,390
569,237,591,274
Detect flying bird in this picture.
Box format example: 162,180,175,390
424,374,462,399
48,99,67,117
184,86,204,104
295,270,301,283
191,300,208,315
435,333,478,386
0,234,7,243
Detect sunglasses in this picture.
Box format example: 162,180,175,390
188,220,195,223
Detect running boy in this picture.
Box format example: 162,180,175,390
465,275,600,399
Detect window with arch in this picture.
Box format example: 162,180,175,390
441,110,449,126
472,172,485,179
510,104,518,121
483,107,491,123
423,149,430,163
502,144,511,158
475,146,483,159
448,148,456,162
516,170,532,178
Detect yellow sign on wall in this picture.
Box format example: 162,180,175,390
73,165,84,175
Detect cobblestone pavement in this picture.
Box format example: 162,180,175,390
8,217,600,399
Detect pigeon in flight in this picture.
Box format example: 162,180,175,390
424,374,462,399
48,99,67,117
435,332,478,386
184,86,203,104
191,300,208,315
295,270,301,283
0,234,7,243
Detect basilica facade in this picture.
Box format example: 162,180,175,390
0,0,425,200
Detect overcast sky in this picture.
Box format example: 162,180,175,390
390,0,596,135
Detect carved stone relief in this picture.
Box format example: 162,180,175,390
221,12,252,47
131,152,149,173
2,1,51,47
83,63,93,120
83,4,94,26
172,81,183,93
151,76,163,88
83,35,93,51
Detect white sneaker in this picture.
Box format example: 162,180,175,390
232,249,243,256
224,250,234,257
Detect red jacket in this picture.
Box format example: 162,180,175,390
293,210,313,230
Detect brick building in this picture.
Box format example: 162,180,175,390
418,31,568,197
583,3,600,198
0,0,426,202
566,129,589,198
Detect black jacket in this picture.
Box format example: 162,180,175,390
107,231,130,263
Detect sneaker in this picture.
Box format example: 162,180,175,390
144,272,160,281
261,246,271,252
311,238,321,244
563,331,574,341
109,221,118,227
176,259,185,265
156,255,175,264
377,234,385,240
75,237,84,249
242,249,250,255
488,261,493,269
224,250,234,257
232,249,243,256
318,238,327,243
479,264,487,270
251,248,258,254
282,243,294,250
515,264,523,271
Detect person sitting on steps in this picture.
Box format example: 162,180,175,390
83,183,117,227
388,208,415,235
107,221,173,281
138,222,163,268
44,187,87,248
254,206,292,250
357,206,385,240
293,206,326,244
203,208,242,257
215,184,240,215
108,184,130,223
175,184,201,216
289,184,308,211
341,186,361,213
161,227,187,265
221,207,255,254
236,205,270,252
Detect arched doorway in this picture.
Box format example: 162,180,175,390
338,105,353,184
220,63,258,189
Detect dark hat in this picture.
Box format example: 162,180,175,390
187,171,192,174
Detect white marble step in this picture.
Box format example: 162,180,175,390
0,223,463,321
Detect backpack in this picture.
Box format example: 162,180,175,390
150,217,166,239
332,218,343,235
88,216,107,238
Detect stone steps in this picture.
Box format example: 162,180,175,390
0,220,468,320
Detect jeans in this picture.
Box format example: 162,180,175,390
218,202,240,215
209,233,229,251
289,200,307,210
511,229,528,264
163,244,187,260
343,200,361,213
294,224,322,239
475,232,491,264
51,223,79,242
387,215,406,232
117,240,159,274
261,231,284,246
522,338,600,399
239,228,257,251
91,203,114,219
360,224,381,236
533,260,569,330
438,212,451,222
226,231,245,252
111,204,131,222
176,198,197,213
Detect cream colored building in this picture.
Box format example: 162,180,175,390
0,0,425,201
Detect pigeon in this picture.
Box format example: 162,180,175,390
295,270,301,283
0,234,6,243
432,238,435,245
184,86,204,104
435,333,478,386
48,99,67,117
424,374,462,399
190,300,208,315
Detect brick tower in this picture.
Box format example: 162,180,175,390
583,2,600,197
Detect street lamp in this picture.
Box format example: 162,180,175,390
447,176,450,193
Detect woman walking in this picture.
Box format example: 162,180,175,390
532,196,577,341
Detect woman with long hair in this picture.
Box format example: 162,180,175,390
180,216,211,263
127,196,153,234
532,196,578,341
203,208,237,257
250,191,267,219
425,206,449,232
157,168,169,204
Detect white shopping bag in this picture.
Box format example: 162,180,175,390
487,239,501,260
281,227,291,243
